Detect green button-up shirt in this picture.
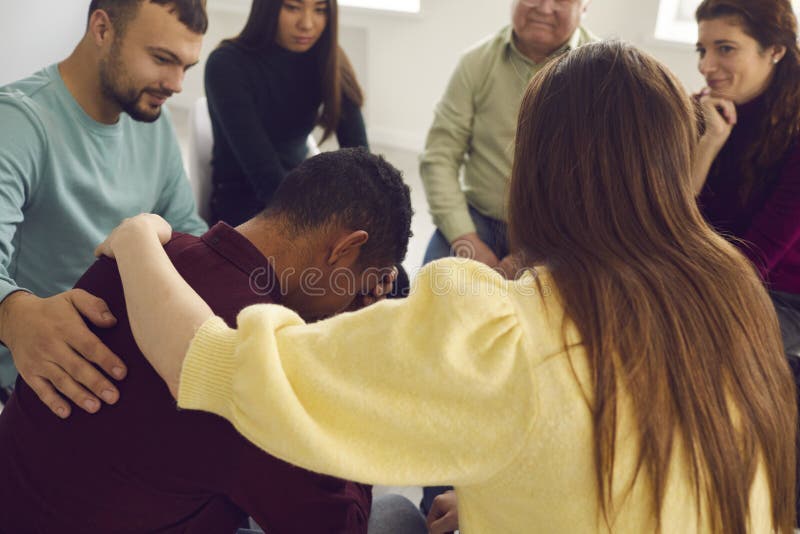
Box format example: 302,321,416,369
420,25,597,242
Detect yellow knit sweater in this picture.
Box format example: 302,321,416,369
178,258,772,533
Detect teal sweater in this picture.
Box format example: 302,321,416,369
0,64,207,386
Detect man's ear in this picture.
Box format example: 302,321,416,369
88,9,115,48
327,230,369,267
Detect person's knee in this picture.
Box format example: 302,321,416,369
368,493,426,534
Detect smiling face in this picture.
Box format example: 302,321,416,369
696,16,785,104
98,2,202,122
275,0,328,53
512,0,587,59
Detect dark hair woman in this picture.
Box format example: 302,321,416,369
693,0,800,354
99,41,797,533
205,0,366,226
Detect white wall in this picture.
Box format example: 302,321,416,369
0,0,705,150
0,0,88,86
583,0,704,93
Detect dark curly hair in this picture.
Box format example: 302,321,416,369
696,0,800,203
88,0,208,35
263,148,413,268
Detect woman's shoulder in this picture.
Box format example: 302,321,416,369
205,43,252,75
208,42,247,61
412,259,554,325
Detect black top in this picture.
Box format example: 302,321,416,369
697,93,800,292
205,43,368,226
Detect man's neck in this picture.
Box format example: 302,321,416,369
236,217,310,300
513,33,562,64
59,40,122,125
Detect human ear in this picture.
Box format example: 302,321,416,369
88,10,115,48
770,45,787,64
327,230,369,267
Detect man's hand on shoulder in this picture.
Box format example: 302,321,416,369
0,290,126,418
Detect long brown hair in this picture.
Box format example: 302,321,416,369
696,0,800,203
222,0,364,141
508,41,796,532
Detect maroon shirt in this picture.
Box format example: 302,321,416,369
698,95,800,293
0,223,371,533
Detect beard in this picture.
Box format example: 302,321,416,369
99,42,168,123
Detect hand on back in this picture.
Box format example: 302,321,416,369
0,289,125,418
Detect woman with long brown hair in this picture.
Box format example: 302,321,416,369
205,0,366,226
693,0,800,354
99,41,796,532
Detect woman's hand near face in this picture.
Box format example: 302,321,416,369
699,90,738,148
691,89,738,195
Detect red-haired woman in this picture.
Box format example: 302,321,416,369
694,0,800,355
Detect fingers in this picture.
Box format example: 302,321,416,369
65,291,127,383
55,341,121,405
427,512,458,534
426,492,457,532
45,358,104,414
22,357,103,417
700,95,737,125
93,239,113,258
26,375,71,419
69,289,116,327
94,214,172,259
149,214,173,244
427,518,456,534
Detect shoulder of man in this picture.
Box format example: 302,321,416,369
0,68,58,142
0,67,55,101
459,25,511,69
576,25,601,46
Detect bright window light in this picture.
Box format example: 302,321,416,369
339,0,420,13
654,0,700,44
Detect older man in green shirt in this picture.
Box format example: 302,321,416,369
419,0,596,524
420,0,596,275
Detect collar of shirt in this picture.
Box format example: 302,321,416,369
504,25,584,68
200,222,283,303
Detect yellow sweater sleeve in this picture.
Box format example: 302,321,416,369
178,258,539,487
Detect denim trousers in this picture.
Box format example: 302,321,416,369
423,205,508,264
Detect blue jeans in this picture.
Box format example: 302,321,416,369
423,205,508,264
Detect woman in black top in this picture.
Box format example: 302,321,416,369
205,0,368,226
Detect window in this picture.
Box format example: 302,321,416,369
654,0,700,44
339,0,420,13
